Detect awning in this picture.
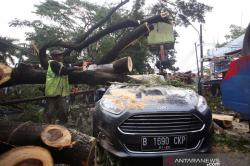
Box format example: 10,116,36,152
207,34,244,57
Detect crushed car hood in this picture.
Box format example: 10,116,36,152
101,84,199,111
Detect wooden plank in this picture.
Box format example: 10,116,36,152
212,113,234,121
212,113,234,128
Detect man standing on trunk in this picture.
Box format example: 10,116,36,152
45,49,81,124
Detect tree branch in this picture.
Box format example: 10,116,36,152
75,0,129,43
38,14,171,68
97,23,154,64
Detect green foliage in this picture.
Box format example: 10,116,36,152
135,74,196,90
216,24,246,48
159,79,196,90
9,0,111,48
205,96,229,113
166,50,179,71
131,0,145,20
151,0,212,26
225,24,246,41
0,85,45,123
213,133,250,153
0,37,18,64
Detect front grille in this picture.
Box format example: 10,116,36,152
119,112,204,134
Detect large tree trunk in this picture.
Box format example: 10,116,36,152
0,121,96,166
0,63,139,88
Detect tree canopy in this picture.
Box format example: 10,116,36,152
225,24,246,41
216,24,246,48
3,0,212,73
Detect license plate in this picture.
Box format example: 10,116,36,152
141,135,187,151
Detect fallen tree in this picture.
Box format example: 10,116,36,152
0,11,171,89
0,121,96,166
0,60,139,88
39,21,156,69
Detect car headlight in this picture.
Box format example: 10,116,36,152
100,98,125,115
197,96,208,112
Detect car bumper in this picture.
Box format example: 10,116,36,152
93,106,212,158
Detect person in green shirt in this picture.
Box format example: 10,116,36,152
45,50,81,123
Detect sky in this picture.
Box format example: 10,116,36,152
0,0,250,72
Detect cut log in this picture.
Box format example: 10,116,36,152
0,63,139,88
212,113,234,128
0,121,96,166
52,129,96,166
0,63,12,85
113,56,133,73
0,146,53,166
41,125,71,148
87,56,133,73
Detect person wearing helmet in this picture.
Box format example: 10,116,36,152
45,49,81,124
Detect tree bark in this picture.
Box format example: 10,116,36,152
0,63,139,88
0,120,96,166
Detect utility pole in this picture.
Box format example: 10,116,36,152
195,42,201,94
194,42,200,78
198,24,204,94
200,24,204,79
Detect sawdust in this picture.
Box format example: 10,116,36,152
102,84,198,110
127,100,144,110
103,88,146,110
